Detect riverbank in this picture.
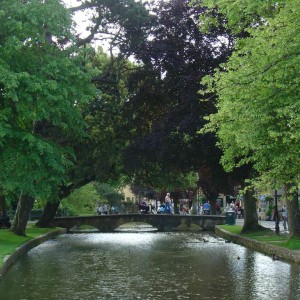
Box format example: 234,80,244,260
215,224,300,263
0,226,66,278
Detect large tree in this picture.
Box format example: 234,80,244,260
200,0,300,235
122,0,237,207
0,0,96,235
1,0,153,232
36,46,139,227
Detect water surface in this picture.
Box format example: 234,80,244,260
0,232,299,299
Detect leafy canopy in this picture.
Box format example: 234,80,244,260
196,0,286,34
201,0,300,188
0,0,96,198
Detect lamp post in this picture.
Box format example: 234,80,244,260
274,189,280,235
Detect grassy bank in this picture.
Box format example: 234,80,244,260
220,225,300,250
0,225,59,267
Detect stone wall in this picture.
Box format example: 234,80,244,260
215,226,300,263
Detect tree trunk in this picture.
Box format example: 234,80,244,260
11,194,35,236
0,194,7,216
35,200,60,227
284,185,300,238
209,198,217,215
0,193,11,228
35,184,75,228
197,168,222,215
191,200,198,215
172,190,180,215
241,186,263,233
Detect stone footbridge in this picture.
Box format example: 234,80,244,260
52,214,226,232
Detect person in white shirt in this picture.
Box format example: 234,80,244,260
165,193,171,214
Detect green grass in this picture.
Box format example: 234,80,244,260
219,224,300,250
220,225,243,234
0,224,58,267
275,238,300,250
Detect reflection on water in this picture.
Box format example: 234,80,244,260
0,232,300,300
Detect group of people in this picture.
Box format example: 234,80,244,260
97,203,126,215
139,193,173,214
196,200,242,217
225,201,243,219
153,193,173,214
97,204,109,215
138,199,153,214
179,199,222,215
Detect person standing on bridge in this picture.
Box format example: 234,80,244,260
97,205,103,215
103,203,108,215
203,201,210,215
165,193,171,214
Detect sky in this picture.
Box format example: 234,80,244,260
63,0,126,53
62,1,95,40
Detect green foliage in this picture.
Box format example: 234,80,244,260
266,205,273,217
56,206,76,217
32,198,47,210
128,160,199,195
93,182,124,207
265,195,274,203
201,0,300,187
0,136,71,198
60,183,99,215
79,48,133,183
199,195,207,204
197,0,285,34
156,171,198,192
0,0,96,199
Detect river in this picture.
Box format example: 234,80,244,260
0,232,299,299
